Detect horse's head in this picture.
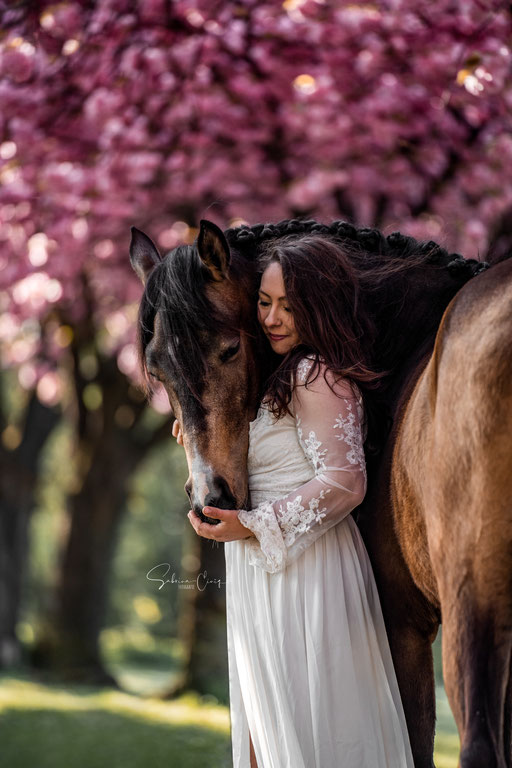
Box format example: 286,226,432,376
130,220,262,523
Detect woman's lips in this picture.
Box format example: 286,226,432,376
268,333,287,341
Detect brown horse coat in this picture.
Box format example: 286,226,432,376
391,257,512,768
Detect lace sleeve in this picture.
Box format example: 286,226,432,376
238,362,367,573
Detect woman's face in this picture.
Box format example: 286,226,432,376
257,262,300,355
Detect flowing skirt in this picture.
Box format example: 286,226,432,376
224,515,414,768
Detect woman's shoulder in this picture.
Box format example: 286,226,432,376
296,355,316,384
295,356,359,395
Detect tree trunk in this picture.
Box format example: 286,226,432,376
32,350,171,683
0,391,59,668
49,432,139,681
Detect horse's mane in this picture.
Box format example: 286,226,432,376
225,218,488,277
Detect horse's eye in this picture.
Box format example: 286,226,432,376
148,370,162,382
220,340,241,363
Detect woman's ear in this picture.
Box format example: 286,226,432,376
197,219,231,282
130,227,161,284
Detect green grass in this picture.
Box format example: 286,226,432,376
0,674,231,768
434,685,460,768
0,669,460,768
433,632,460,768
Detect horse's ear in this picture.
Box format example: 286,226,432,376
197,219,230,282
130,227,162,284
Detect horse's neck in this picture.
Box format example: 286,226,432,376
363,266,466,466
388,339,433,417
371,269,462,377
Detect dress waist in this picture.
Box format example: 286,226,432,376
249,488,292,507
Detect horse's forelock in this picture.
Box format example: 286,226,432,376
138,243,239,402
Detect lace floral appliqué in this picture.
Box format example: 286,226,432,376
333,401,367,481
238,502,287,573
278,489,331,546
238,489,332,572
296,419,328,472
297,357,314,383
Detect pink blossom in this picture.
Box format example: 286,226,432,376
0,0,509,395
1,48,34,83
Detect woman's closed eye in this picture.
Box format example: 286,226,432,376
258,298,291,313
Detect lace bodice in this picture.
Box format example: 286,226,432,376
238,359,367,573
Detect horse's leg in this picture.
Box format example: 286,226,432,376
440,580,512,768
359,492,439,768
428,427,512,767
506,657,512,767
380,599,438,768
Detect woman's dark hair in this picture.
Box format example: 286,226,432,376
258,234,382,428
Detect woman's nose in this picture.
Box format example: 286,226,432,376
265,305,281,327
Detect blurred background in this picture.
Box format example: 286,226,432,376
0,1,511,766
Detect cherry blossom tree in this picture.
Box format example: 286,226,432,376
0,0,510,679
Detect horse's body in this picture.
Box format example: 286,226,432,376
387,257,512,768
130,218,510,768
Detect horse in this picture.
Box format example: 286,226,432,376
129,217,508,767
388,255,512,768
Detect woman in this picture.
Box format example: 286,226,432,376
184,235,414,768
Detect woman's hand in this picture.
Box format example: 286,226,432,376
187,507,255,542
172,419,183,445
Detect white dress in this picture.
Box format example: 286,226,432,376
224,359,414,768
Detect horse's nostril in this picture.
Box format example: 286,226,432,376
184,480,192,499
193,505,220,525
213,475,236,505
203,476,237,516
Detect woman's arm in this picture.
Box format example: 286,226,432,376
236,367,367,572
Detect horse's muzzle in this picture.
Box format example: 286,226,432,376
190,474,239,525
